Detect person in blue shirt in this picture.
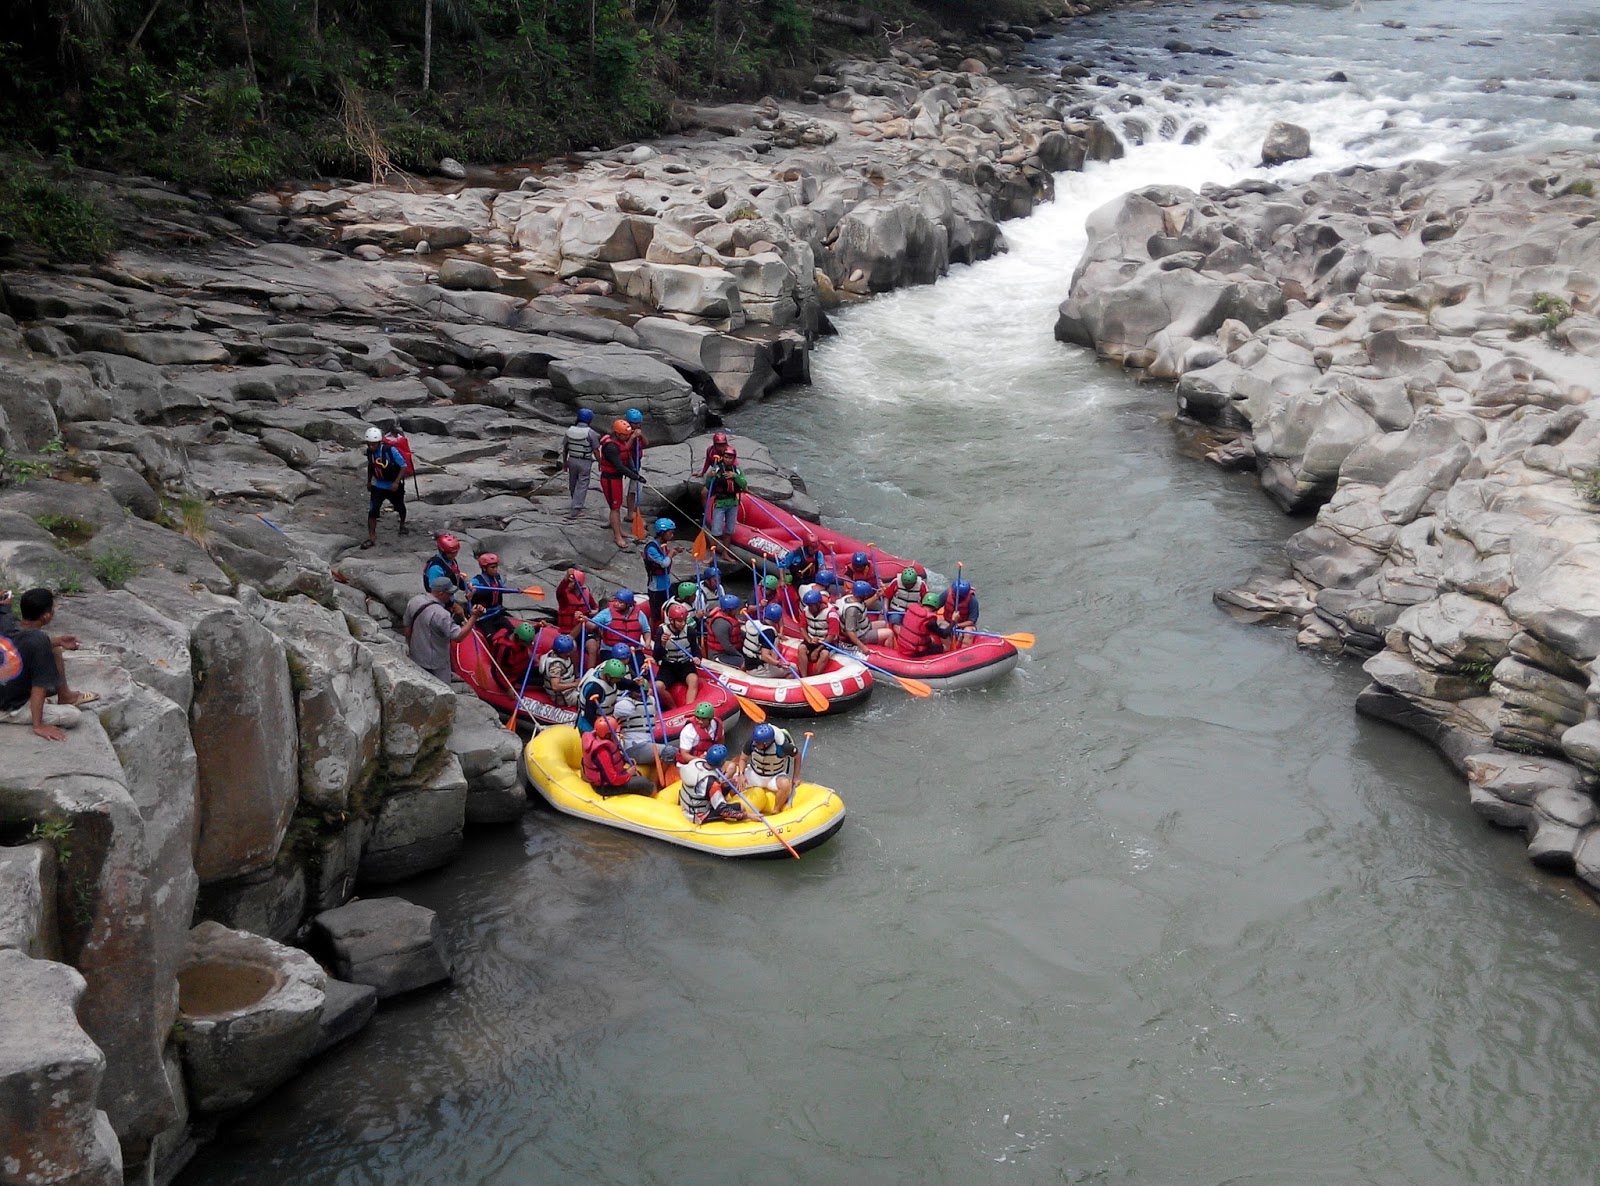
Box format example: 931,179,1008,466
422,533,468,602
642,518,681,624
468,553,512,635
940,579,981,641
362,426,408,549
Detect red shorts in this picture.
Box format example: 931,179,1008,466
601,476,625,509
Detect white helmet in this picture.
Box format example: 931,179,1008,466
364,426,383,444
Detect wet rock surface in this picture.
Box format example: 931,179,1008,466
1061,150,1600,891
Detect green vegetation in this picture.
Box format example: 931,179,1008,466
170,495,210,543
89,546,142,589
1,0,1021,195
1558,178,1595,198
28,815,75,864
48,566,85,594
1532,291,1573,335
0,162,115,260
1458,660,1496,691
34,514,97,546
1577,469,1600,506
0,441,62,487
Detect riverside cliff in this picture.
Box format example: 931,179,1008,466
1056,151,1600,887
0,42,1119,1186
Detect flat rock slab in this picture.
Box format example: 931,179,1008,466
312,977,379,1055
311,897,453,998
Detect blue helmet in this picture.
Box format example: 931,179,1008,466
816,570,838,586
751,723,775,746
951,579,971,597
576,408,594,424
613,589,635,606
654,518,674,535
802,589,823,607
852,580,874,599
763,603,784,623
553,634,575,654
626,408,644,425
609,642,631,662
719,593,742,612
706,744,729,766
702,564,721,579
852,551,868,567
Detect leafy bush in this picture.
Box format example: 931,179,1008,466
1532,292,1573,335
1577,469,1600,506
0,165,113,261
89,547,142,590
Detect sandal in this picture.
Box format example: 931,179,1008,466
65,691,100,707
360,539,376,549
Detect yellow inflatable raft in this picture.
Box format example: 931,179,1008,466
523,726,846,858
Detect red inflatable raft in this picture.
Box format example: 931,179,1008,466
854,636,1019,691
699,639,873,717
452,629,741,734
730,495,915,579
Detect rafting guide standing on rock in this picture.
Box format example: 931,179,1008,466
561,408,600,518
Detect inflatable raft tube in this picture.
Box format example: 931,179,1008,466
729,494,915,578
699,641,873,717
452,630,741,734
523,726,846,857
856,635,1020,691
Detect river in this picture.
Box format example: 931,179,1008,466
181,2,1600,1183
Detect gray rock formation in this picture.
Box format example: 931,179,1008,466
310,897,453,998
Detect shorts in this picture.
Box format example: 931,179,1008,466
709,502,738,536
659,658,695,686
368,485,406,518
744,770,788,791
627,741,679,765
601,476,625,510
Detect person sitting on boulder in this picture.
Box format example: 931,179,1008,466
697,430,738,476
0,588,98,742
679,744,748,824
580,715,656,797
535,634,580,707
362,426,408,549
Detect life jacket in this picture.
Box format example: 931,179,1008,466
741,616,776,665
897,603,938,657
563,423,595,462
615,700,654,748
707,467,742,501
423,553,465,594
702,443,737,473
659,616,698,660
644,541,673,583
470,574,504,616
581,731,630,788
706,608,741,655
556,578,594,631
578,671,623,724
679,716,723,759
538,651,577,703
942,587,975,622
838,598,869,639
747,727,794,779
606,605,648,647
368,442,407,489
793,550,820,586
888,577,927,616
678,759,733,823
803,603,837,645
490,631,530,676
843,560,876,584
597,433,627,479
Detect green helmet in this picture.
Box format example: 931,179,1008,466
693,701,715,720
763,574,779,591
922,591,942,608
677,581,697,600
601,658,627,679
900,567,918,588
514,622,536,643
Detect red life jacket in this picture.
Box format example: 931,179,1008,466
598,434,627,479
843,561,876,583
608,605,647,646
681,717,723,759
942,587,975,622
705,608,741,654
581,731,631,788
897,604,939,657
556,578,593,631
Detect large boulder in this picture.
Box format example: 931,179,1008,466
175,921,326,1114
310,897,453,998
829,197,950,292
547,350,702,444
0,952,122,1186
447,694,525,823
188,602,300,883
359,754,469,883
368,641,457,780
1261,121,1312,166
0,842,58,959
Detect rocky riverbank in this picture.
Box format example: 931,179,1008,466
0,28,1130,1185
1056,150,1600,888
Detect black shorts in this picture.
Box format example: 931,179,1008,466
368,485,406,518
659,658,696,685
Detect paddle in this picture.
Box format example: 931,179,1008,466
692,485,712,562
723,778,801,860
817,639,932,697
474,583,548,601
793,729,812,791
629,650,671,788
953,628,1035,649
631,504,647,542
506,647,539,733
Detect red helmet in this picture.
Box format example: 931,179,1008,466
667,603,690,621
612,418,632,436
436,533,460,554
566,568,584,582
478,553,499,567
712,431,729,445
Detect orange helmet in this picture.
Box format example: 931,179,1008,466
435,533,460,554
478,553,499,567
592,715,616,739
612,418,632,436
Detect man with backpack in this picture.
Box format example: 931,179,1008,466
363,426,410,549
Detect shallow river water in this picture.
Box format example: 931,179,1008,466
183,1,1600,1183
